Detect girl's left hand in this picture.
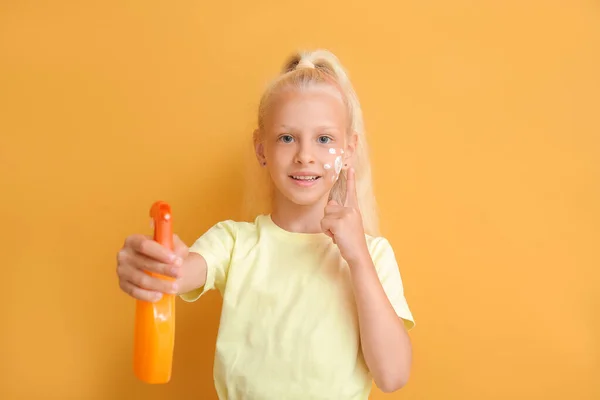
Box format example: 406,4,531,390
321,167,369,264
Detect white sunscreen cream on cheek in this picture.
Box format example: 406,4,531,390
326,148,337,182
332,156,343,182
334,156,342,175
324,148,344,182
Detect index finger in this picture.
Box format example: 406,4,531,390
126,234,177,264
344,167,359,208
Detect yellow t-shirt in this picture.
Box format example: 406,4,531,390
181,214,415,400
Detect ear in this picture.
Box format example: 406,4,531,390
342,131,358,170
253,129,267,166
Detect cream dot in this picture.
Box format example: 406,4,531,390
329,148,336,154
324,163,331,170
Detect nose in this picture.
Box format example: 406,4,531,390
294,140,315,165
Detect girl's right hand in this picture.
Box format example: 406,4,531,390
116,234,189,302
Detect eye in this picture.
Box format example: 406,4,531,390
278,134,294,143
318,136,332,144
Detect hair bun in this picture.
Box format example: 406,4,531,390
296,59,315,69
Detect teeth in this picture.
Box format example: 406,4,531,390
292,176,318,180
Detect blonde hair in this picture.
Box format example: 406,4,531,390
241,49,380,237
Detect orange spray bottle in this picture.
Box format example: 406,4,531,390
133,201,176,383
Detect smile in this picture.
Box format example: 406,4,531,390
289,174,322,187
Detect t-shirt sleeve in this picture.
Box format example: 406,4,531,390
179,220,237,302
370,237,415,330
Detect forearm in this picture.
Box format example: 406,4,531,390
348,250,412,392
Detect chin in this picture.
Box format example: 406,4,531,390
288,194,326,206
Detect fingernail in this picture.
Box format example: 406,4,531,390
154,293,163,301
174,257,183,266
170,266,180,277
171,283,179,293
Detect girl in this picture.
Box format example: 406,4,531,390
116,49,415,400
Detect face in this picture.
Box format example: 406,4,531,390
255,85,356,207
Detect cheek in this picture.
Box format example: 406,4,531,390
266,144,289,163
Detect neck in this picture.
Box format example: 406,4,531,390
270,191,329,234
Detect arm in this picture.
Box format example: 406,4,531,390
175,220,237,302
176,252,208,295
348,250,412,393
321,168,413,391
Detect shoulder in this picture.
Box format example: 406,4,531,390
363,234,402,274
196,214,269,240
189,216,268,256
365,235,415,330
365,235,396,257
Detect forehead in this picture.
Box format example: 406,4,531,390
264,86,348,132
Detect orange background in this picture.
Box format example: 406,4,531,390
1,1,599,399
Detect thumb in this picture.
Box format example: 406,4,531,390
173,234,189,259
327,199,339,206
